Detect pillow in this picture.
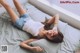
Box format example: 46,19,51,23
58,21,68,34
29,22,80,53
29,39,61,53
57,23,80,53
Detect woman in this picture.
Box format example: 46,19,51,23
0,0,64,52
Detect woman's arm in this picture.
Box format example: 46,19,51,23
47,14,59,26
44,14,59,30
20,39,43,52
20,39,36,49
53,14,59,27
45,14,59,35
52,14,59,35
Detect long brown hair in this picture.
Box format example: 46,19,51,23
44,23,64,43
45,31,64,43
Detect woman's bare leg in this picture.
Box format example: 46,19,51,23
13,0,27,16
0,0,19,23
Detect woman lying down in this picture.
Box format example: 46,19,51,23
0,0,64,52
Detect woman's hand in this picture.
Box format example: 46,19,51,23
31,46,43,52
52,26,58,35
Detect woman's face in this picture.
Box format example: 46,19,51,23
43,30,58,40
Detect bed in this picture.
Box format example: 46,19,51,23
0,0,80,53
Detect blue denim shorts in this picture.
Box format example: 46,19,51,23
14,13,30,29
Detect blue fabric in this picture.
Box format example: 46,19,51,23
14,13,30,29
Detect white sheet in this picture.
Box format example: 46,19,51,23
0,2,80,53
58,22,80,53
